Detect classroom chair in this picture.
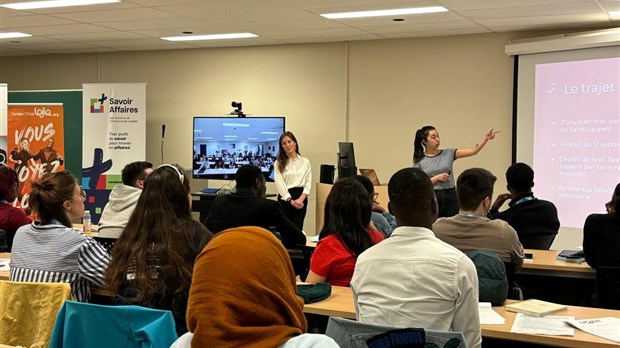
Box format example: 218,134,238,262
519,234,556,250
0,229,8,252
594,266,620,310
325,316,468,348
0,280,72,347
466,249,509,305
50,301,178,348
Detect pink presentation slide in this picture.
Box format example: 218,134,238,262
534,57,620,228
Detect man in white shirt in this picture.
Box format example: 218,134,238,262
351,168,482,348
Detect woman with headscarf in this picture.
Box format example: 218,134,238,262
186,226,337,347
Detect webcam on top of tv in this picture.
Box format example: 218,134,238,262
230,101,246,117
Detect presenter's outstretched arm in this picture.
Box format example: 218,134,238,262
455,128,499,159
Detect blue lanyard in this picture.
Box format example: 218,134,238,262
511,195,537,207
457,213,488,220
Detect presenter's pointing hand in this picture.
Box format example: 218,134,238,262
486,128,500,140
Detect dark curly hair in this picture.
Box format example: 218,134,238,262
506,163,534,193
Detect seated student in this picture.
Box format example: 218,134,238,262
433,168,524,270
352,175,396,238
583,183,620,269
305,178,384,287
105,164,211,336
205,164,305,249
351,168,481,348
98,161,153,238
488,162,560,248
10,171,110,302
0,165,31,251
186,226,338,348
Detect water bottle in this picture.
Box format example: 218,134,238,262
83,210,91,233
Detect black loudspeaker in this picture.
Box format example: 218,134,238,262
320,164,335,184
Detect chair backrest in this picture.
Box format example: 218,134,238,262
93,236,117,253
465,250,508,305
519,234,556,250
595,266,620,310
325,316,468,348
0,280,72,347
0,229,8,252
50,301,178,348
503,261,520,300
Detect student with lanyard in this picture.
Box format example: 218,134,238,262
432,168,524,270
413,126,499,217
488,162,560,248
274,131,312,231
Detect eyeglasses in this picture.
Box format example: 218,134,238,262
370,192,379,201
71,188,86,201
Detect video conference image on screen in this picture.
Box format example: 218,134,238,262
192,117,285,181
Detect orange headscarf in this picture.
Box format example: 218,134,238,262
187,226,307,348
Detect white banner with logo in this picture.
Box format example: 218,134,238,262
0,83,7,165
82,83,146,223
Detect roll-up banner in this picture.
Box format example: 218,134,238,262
0,83,7,165
82,83,146,223
7,103,65,209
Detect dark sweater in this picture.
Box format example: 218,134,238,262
489,193,560,247
206,188,306,248
583,211,620,268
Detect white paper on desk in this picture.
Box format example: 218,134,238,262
565,317,620,343
0,258,10,271
478,303,505,325
511,313,575,336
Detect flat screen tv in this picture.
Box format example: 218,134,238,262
193,116,285,181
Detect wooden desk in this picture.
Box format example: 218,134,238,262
481,305,620,348
521,249,595,279
303,286,620,347
303,286,356,319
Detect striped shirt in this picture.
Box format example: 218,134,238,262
9,222,110,302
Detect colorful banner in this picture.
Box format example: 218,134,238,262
0,83,7,165
7,103,65,208
82,83,146,223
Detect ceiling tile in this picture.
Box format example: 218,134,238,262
96,17,214,31
381,27,491,38
477,13,610,27
0,14,75,28
12,23,115,36
437,0,588,11
51,7,173,23
260,27,374,40
365,20,485,34
459,2,605,20
48,31,149,41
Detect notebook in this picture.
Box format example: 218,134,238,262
359,168,380,186
505,299,567,317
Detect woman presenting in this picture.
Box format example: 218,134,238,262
413,126,499,217
274,131,311,231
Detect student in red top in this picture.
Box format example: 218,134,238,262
0,165,31,251
306,177,384,287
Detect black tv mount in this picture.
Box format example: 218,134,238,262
230,101,246,117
